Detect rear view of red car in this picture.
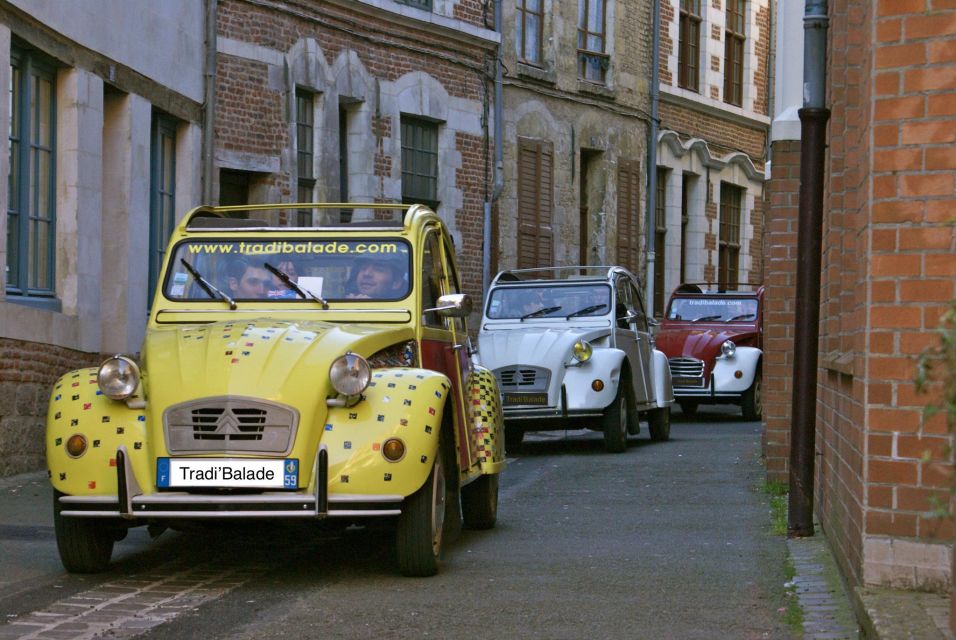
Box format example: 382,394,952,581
655,284,764,420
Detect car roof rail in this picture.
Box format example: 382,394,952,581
491,265,636,285
178,202,439,234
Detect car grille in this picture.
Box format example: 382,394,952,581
164,397,298,455
668,357,705,378
494,366,550,393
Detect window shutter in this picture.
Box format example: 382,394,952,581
617,160,641,273
517,138,553,269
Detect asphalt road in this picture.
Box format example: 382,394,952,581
0,407,795,640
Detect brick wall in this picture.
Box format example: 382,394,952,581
767,0,956,591
0,339,101,477
856,0,956,583
753,4,770,117
659,102,767,164
762,139,799,481
660,0,674,85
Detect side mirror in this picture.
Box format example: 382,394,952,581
425,293,473,318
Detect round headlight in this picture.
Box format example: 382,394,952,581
97,356,141,400
329,352,371,396
572,340,593,362
721,340,737,357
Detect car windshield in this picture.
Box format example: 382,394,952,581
667,297,759,322
486,284,611,320
163,238,412,302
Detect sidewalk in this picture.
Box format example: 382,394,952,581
787,524,954,640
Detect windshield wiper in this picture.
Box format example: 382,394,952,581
726,313,755,322
520,305,562,321
264,262,329,309
693,314,723,322
566,303,608,319
179,259,236,309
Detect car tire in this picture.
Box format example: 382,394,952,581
461,473,499,530
396,441,447,577
648,406,671,442
678,401,699,418
742,371,762,421
602,387,629,453
53,490,116,573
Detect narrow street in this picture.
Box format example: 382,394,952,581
0,408,795,640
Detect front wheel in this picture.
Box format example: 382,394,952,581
602,387,629,453
741,371,762,421
461,474,499,530
53,491,117,573
396,445,447,577
648,406,671,442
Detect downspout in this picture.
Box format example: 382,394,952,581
484,0,504,294
645,0,661,310
788,0,830,538
202,0,218,204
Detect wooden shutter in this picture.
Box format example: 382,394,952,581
517,138,553,269
617,160,641,273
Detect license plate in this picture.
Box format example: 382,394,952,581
503,392,548,406
157,458,298,489
673,376,703,387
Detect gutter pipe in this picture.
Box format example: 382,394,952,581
788,0,830,538
645,0,660,311
484,0,504,294
203,0,217,204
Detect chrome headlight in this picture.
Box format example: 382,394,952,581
720,340,737,357
97,355,141,400
572,340,593,363
329,352,371,396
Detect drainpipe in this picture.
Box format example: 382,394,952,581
788,0,830,539
645,0,661,310
202,0,218,204
484,0,504,294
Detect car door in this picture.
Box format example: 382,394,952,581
417,229,478,473
614,274,654,404
613,276,651,405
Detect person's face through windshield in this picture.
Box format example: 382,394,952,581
349,259,404,298
228,264,270,298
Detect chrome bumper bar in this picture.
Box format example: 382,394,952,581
58,445,402,519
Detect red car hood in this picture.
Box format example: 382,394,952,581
656,324,760,361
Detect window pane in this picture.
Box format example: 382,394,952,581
9,66,19,139
589,0,604,32
578,0,587,29
526,15,541,63
587,34,604,52
36,148,51,221
37,76,52,148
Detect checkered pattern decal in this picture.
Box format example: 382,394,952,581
470,366,505,468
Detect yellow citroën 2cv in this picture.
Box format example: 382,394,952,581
46,203,505,577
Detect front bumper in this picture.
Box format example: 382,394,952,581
58,446,402,519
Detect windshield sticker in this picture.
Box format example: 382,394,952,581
188,241,401,256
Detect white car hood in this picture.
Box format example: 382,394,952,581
478,325,611,373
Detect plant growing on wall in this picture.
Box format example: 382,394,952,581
916,297,956,513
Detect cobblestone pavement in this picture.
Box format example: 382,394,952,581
789,530,954,640
788,535,860,639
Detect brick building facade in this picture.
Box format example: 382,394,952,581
653,0,771,317
764,0,956,595
0,0,205,477
0,0,497,478
495,0,654,284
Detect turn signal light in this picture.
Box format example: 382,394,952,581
591,379,605,392
66,434,88,458
734,370,743,379
382,438,406,462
